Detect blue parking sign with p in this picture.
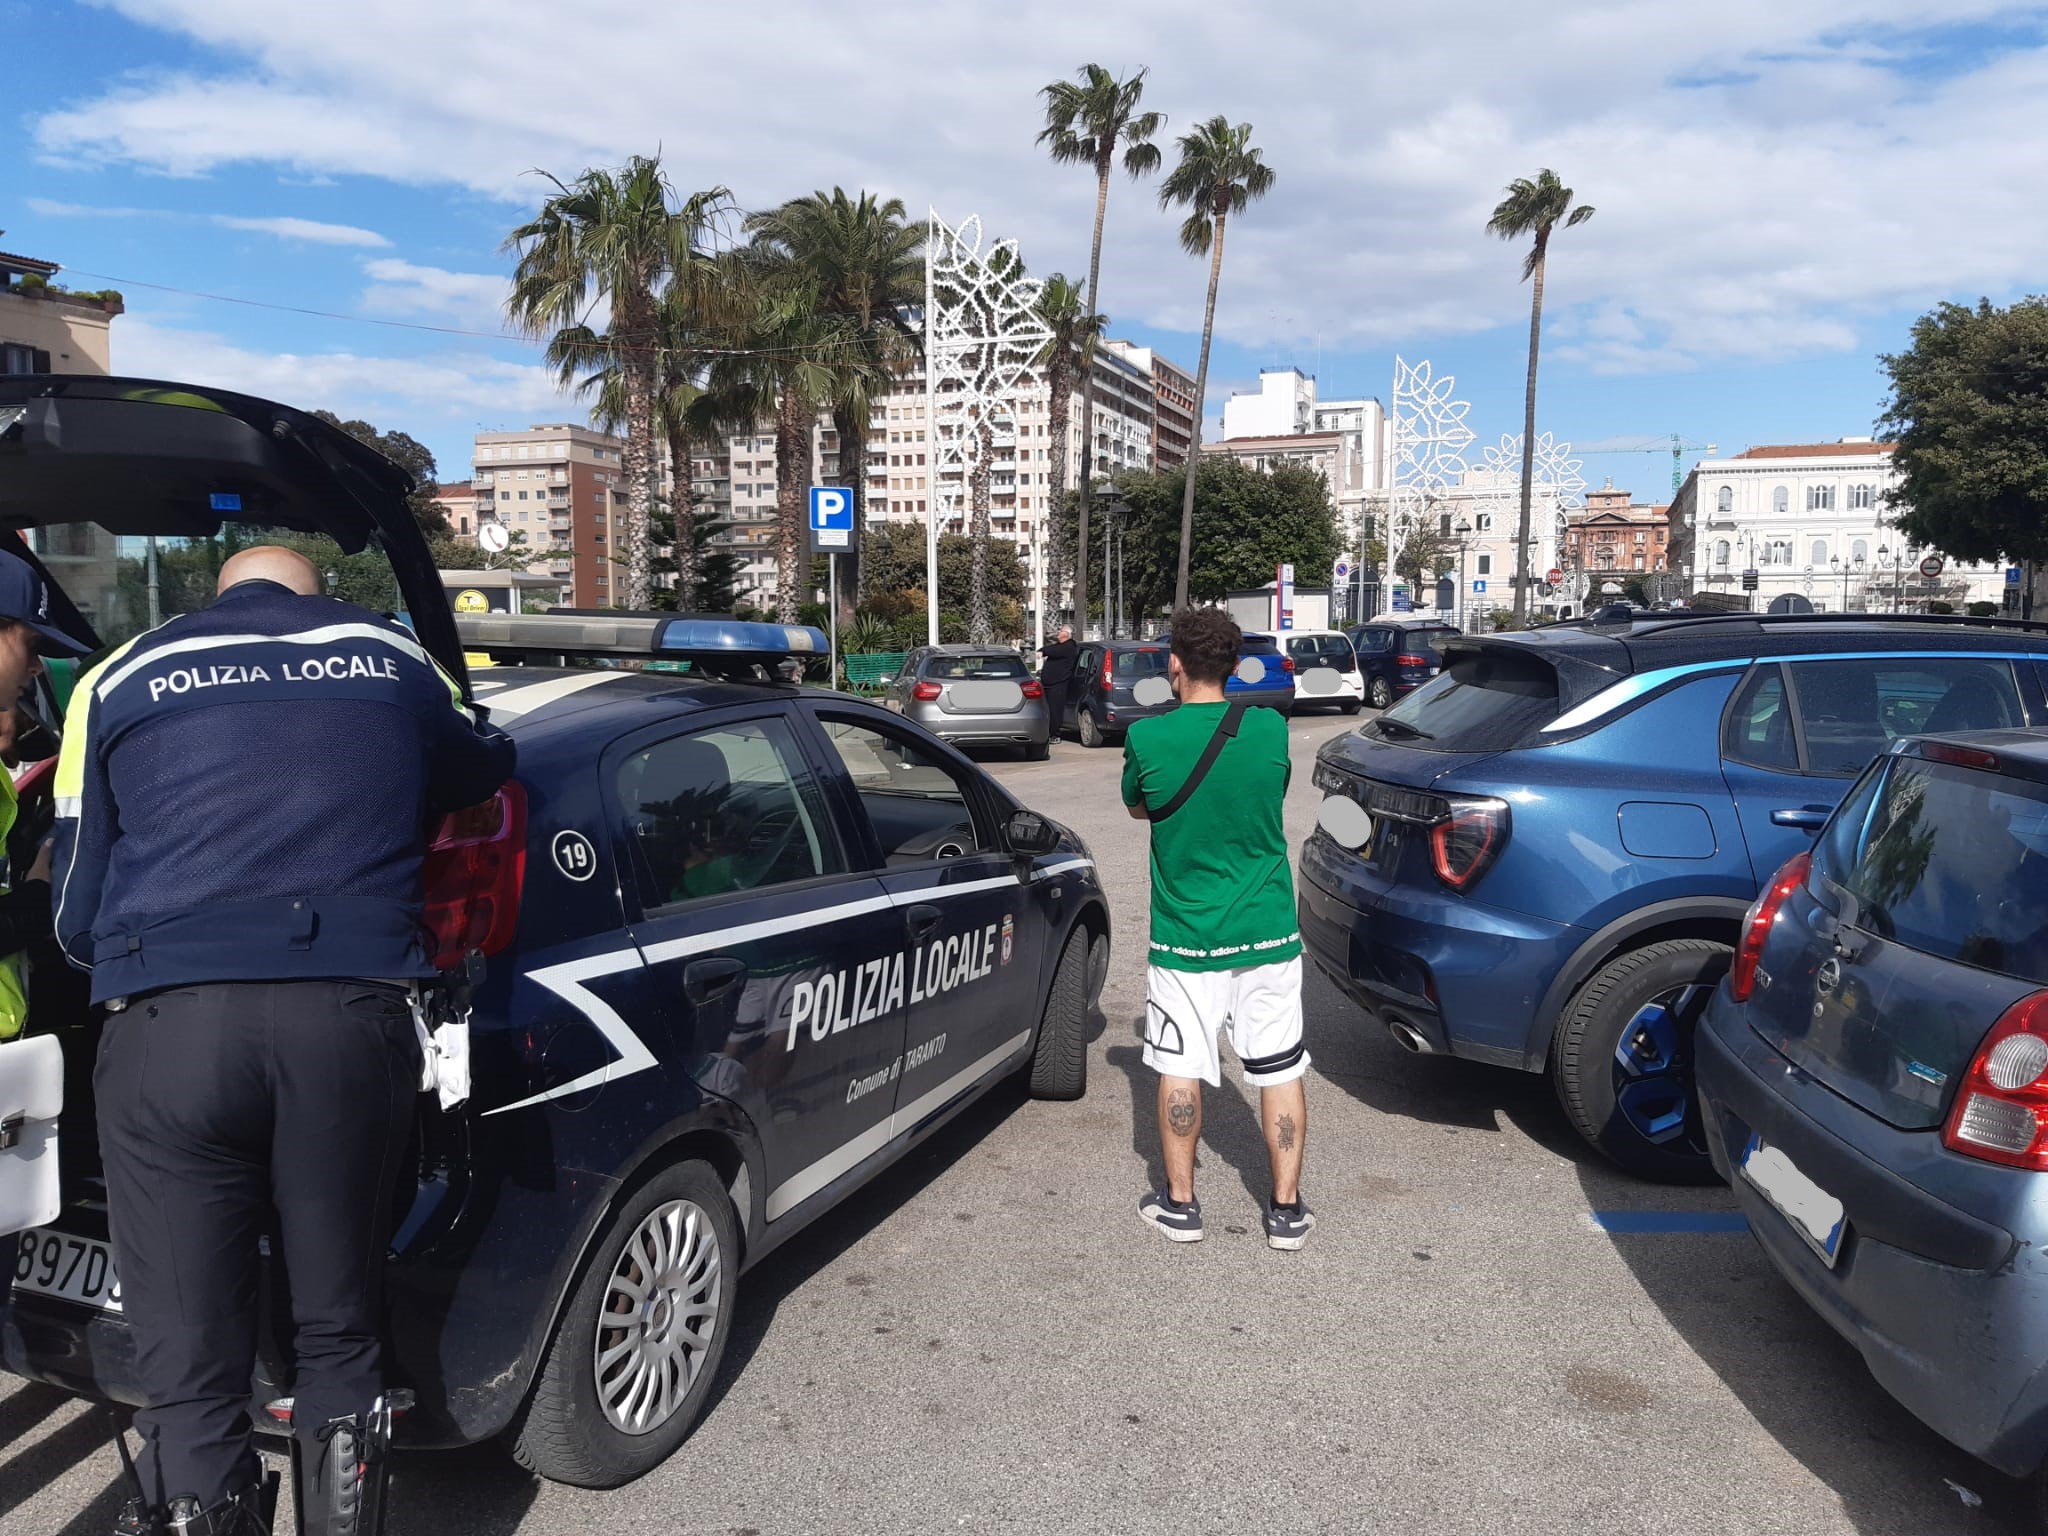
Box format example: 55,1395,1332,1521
810,486,853,550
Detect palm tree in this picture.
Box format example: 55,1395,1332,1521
1158,116,1276,610
1487,169,1594,623
505,155,728,609
745,190,923,621
705,252,879,623
1038,64,1162,631
1033,274,1104,616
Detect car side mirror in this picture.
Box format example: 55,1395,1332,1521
1005,809,1061,857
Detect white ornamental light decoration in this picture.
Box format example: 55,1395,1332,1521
922,211,1052,644
1478,431,1586,602
1384,357,1475,604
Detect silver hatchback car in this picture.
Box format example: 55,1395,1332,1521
887,644,1050,758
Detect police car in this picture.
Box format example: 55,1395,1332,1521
0,377,1110,1487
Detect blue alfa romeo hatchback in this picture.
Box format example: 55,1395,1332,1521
1300,609,2048,1181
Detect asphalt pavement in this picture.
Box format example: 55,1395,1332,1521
5,708,2027,1534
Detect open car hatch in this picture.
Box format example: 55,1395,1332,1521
0,375,465,686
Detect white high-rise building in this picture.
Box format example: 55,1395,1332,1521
1220,367,1387,556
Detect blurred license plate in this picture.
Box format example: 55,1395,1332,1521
1741,1135,1845,1267
13,1227,123,1312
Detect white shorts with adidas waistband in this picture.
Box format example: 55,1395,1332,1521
1142,956,1308,1088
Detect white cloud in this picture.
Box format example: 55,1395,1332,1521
359,259,508,329
211,214,389,246
112,314,578,462
36,0,2048,375
24,198,389,247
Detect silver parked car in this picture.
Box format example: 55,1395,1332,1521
888,645,1050,758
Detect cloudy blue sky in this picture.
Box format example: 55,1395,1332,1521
8,0,2047,497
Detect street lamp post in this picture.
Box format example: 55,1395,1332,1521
1876,544,1893,615
1453,516,1472,631
1829,552,1867,612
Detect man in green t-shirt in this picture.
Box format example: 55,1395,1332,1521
1121,607,1312,1250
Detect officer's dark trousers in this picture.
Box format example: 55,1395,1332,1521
1042,679,1068,741
95,981,419,1507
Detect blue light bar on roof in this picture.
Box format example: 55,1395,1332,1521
654,618,827,655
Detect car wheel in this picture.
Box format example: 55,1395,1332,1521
1368,676,1393,709
1077,707,1105,749
1086,926,1110,1004
1027,927,1090,1100
1025,738,1050,761
509,1160,739,1487
1551,940,1731,1185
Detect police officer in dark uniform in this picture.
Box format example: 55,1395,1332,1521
52,546,514,1535
1038,624,1078,744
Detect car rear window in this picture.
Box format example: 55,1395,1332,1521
1349,628,1393,654
1368,646,1560,751
1113,648,1168,678
1820,755,2048,981
1242,635,1280,655
927,654,1026,680
1287,635,1353,664
30,524,410,650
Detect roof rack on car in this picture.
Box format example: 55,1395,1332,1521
456,610,827,681
1607,610,2048,637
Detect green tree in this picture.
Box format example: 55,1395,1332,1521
744,190,923,622
1878,297,2048,583
1158,116,1277,610
308,411,448,541
859,521,1027,617
1487,169,1594,623
1038,63,1163,631
1109,459,1336,623
1363,519,1455,587
1034,274,1104,621
505,155,729,609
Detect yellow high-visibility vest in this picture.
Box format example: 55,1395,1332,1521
0,769,27,1041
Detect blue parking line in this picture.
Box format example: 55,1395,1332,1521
1590,1210,1749,1235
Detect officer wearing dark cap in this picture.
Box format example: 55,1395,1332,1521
52,545,513,1535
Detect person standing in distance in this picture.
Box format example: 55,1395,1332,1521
53,546,515,1535
1037,623,1078,745
1122,607,1312,1249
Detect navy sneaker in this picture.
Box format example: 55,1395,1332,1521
1264,1197,1316,1250
1138,1190,1204,1243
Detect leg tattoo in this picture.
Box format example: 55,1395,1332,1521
1166,1088,1198,1138
1276,1112,1297,1152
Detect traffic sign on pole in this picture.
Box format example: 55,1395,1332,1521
809,486,853,551
1472,579,1487,594
1546,567,1563,586
1920,554,1945,579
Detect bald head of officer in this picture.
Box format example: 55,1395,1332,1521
217,545,323,598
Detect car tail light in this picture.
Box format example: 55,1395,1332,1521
1427,797,1509,891
1944,991,2048,1168
912,680,942,702
1281,654,1296,674
1021,678,1043,698
422,781,528,971
1102,655,1114,689
1396,653,1429,668
1729,851,1810,1003
1922,740,2002,771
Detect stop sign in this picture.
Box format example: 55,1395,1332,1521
1546,567,1563,585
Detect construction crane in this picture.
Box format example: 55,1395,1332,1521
1576,434,1718,497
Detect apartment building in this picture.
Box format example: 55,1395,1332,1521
1219,367,1385,550
472,424,631,608
1105,340,1196,469
1565,484,1671,582
432,482,478,542
1673,439,2006,612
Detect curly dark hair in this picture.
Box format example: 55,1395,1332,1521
1168,606,1241,686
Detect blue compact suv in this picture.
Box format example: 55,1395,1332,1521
1299,611,2048,1181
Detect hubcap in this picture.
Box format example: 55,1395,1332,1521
1611,983,1713,1151
594,1198,722,1435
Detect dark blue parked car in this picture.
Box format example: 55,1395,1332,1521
1698,730,2048,1504
1300,610,2048,1181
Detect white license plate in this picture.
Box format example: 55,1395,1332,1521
1742,1134,1846,1267
13,1227,124,1312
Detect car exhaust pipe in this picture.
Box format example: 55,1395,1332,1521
1386,1019,1433,1055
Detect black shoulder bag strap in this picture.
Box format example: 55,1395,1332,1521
1148,700,1250,824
